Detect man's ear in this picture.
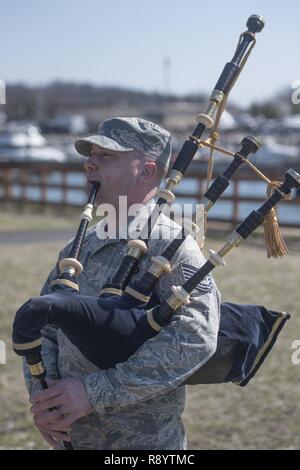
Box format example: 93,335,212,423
139,161,157,181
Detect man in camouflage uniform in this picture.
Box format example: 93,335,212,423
26,117,221,450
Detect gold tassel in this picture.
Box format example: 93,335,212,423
263,182,289,258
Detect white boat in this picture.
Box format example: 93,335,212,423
281,114,300,130
198,133,300,172
0,122,66,162
250,136,299,166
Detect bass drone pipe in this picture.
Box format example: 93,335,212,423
99,15,265,297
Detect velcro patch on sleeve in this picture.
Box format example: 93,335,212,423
181,263,214,294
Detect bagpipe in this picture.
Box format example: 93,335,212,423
13,14,295,397
12,168,299,388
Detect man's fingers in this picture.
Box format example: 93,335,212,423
47,417,73,433
30,396,67,414
46,430,71,442
41,409,76,432
33,407,73,432
33,408,62,426
30,386,61,404
40,430,60,449
36,419,71,445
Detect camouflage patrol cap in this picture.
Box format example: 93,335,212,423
75,117,172,171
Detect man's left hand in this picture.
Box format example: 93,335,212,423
30,377,93,433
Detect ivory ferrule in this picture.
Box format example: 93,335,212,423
51,278,79,291
166,285,190,311
127,239,148,259
199,196,214,211
208,249,226,267
99,287,123,296
148,256,172,278
166,295,184,311
166,170,183,191
196,113,214,128
124,286,150,303
59,258,83,276
80,203,93,222
157,188,175,204
147,309,162,332
128,246,145,259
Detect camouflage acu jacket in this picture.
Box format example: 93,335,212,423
23,202,221,450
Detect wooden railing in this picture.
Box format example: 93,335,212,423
1,160,300,227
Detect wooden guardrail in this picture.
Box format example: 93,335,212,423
0,160,300,227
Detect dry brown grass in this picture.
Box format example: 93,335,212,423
0,207,79,232
184,237,300,450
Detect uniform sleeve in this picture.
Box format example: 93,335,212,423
23,259,62,396
82,235,221,414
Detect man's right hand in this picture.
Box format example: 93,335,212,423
34,418,71,449
30,379,71,449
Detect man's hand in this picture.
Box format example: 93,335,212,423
34,422,71,449
30,377,93,446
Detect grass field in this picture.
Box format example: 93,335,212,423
0,205,80,232
0,225,299,450
185,237,300,450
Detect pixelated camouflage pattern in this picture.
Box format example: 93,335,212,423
75,117,172,171
23,205,221,450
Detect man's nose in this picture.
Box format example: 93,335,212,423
84,157,97,172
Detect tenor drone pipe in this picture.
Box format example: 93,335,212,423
124,135,260,304
199,135,260,211
153,169,300,326
12,169,299,377
100,15,265,297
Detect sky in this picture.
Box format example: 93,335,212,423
0,0,299,107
